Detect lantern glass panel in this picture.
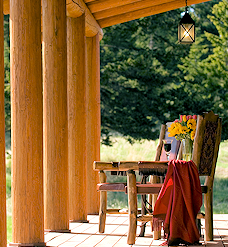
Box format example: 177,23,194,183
179,23,195,44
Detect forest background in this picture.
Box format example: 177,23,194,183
3,0,228,144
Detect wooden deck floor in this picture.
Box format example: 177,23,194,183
45,214,228,247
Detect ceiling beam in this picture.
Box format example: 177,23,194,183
66,0,103,38
93,0,171,20
98,0,210,28
3,0,103,39
87,0,142,13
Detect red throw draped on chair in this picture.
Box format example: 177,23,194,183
153,159,202,246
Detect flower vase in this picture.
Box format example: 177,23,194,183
182,139,193,161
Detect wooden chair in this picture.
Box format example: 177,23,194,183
192,111,222,241
127,111,222,245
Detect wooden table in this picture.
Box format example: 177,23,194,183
93,161,168,245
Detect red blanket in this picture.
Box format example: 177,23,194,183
153,159,202,245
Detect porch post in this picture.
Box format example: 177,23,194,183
10,0,44,245
67,15,88,222
0,0,6,246
43,0,69,231
86,34,100,214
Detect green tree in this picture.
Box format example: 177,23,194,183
100,1,221,144
4,15,10,132
179,0,228,140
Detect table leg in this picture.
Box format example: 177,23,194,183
127,170,137,245
99,171,107,233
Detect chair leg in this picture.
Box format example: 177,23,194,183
127,170,137,245
99,171,107,233
139,194,146,237
204,190,213,241
150,175,161,240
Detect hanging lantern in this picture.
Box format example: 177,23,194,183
178,1,195,44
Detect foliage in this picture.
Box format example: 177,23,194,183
4,15,10,132
179,0,228,140
100,1,227,144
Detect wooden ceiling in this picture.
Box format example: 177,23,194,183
85,0,210,28
3,0,210,38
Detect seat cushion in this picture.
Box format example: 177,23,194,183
97,182,127,192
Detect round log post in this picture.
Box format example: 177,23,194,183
10,0,44,245
86,34,100,215
67,14,88,222
0,0,6,246
43,0,69,231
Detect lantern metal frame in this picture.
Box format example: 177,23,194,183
178,0,195,44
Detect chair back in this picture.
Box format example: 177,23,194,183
192,111,222,178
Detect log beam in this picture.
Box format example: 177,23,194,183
10,0,44,244
0,0,6,246
98,0,210,28
43,0,69,232
87,0,142,13
67,14,87,222
93,0,171,20
66,0,103,39
3,0,103,39
86,34,100,215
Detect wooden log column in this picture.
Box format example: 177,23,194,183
10,0,44,245
43,0,69,232
0,1,6,246
86,34,100,214
67,14,88,222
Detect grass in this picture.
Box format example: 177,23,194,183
5,136,228,242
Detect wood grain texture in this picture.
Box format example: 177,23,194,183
66,0,103,39
192,111,222,241
93,0,171,19
0,0,6,246
127,170,137,245
86,34,100,215
10,0,43,243
67,15,87,222
43,0,69,231
3,0,103,39
98,0,210,28
87,0,142,13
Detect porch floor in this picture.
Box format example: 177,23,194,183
45,214,228,247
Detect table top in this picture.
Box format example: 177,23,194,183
93,160,168,172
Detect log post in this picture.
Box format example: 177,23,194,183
0,0,6,246
67,14,88,222
10,0,44,245
98,171,107,233
127,170,137,245
86,34,100,215
43,0,69,232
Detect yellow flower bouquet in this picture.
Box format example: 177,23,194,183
168,115,197,141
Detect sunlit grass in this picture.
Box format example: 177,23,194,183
101,137,157,162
